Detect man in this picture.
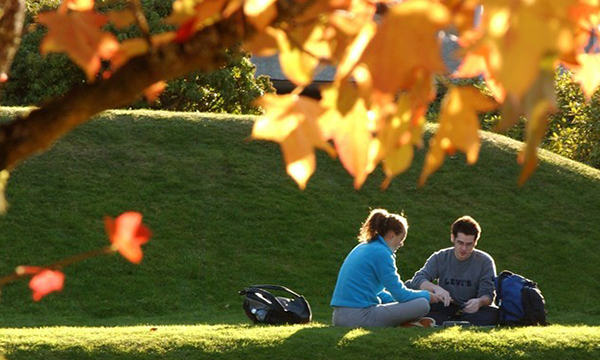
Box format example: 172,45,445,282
406,216,499,326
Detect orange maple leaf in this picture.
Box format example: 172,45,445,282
360,0,450,94
419,86,497,186
571,54,600,98
37,10,119,81
274,23,333,87
252,94,335,189
510,69,557,185
29,269,65,301
378,94,426,190
105,212,152,264
320,83,376,189
244,0,278,30
466,0,584,99
59,0,94,13
144,81,167,103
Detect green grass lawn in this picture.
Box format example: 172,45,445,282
0,107,599,359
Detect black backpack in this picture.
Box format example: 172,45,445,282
495,270,548,326
239,285,312,325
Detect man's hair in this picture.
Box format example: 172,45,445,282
451,216,481,242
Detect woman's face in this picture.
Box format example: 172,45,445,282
385,230,406,252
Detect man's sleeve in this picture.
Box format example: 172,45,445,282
406,252,440,290
476,254,497,301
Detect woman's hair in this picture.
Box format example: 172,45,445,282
358,209,408,243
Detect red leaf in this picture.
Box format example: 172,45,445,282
37,10,119,81
144,81,167,103
29,270,65,301
105,212,152,264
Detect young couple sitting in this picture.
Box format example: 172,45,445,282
330,209,498,328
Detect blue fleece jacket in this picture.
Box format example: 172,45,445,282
330,235,431,307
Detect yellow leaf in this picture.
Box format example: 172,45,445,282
244,26,278,56
516,69,557,185
59,0,94,13
244,0,277,30
419,86,497,186
37,10,119,81
0,170,9,215
166,0,227,26
274,27,323,87
334,20,376,83
571,54,600,98
321,84,375,189
471,0,583,98
360,0,450,94
252,94,334,189
378,95,424,189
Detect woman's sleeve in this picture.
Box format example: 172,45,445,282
374,251,431,303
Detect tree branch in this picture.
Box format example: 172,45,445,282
0,0,318,171
0,0,25,82
0,15,244,171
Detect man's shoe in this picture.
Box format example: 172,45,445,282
400,317,436,328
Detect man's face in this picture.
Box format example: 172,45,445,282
452,232,477,261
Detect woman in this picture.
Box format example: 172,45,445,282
331,209,441,327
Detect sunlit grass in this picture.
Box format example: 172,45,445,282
1,324,599,359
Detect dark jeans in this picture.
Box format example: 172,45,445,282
427,302,499,326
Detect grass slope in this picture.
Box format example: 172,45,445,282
0,107,599,358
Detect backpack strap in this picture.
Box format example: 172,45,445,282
247,284,303,298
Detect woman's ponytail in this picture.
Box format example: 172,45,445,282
358,209,408,242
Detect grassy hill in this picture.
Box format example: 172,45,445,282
0,107,599,358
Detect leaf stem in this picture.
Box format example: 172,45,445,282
0,245,115,287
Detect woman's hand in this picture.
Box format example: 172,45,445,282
429,292,444,304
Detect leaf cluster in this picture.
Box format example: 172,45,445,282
1,0,272,115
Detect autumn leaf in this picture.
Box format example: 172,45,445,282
571,54,600,98
244,0,277,30
320,82,376,189
59,0,94,13
144,81,167,103
106,8,137,29
464,0,585,100
105,212,152,264
37,10,119,81
0,170,9,215
29,269,65,301
253,94,335,189
513,68,557,185
378,94,426,189
244,26,279,57
111,33,176,70
274,22,333,87
360,0,450,94
420,86,497,186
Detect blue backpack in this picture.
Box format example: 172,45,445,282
495,270,548,326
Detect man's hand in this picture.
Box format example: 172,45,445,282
463,298,482,314
433,286,452,307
